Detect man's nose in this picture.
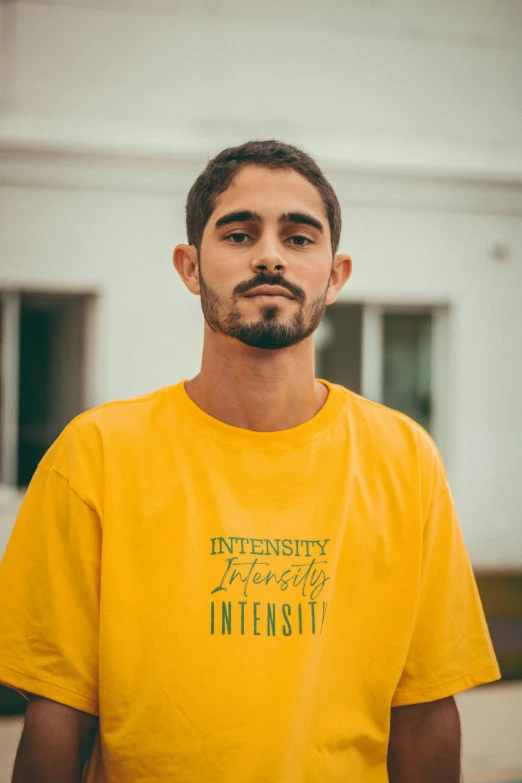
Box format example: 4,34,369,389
251,237,287,275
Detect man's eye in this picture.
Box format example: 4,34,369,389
226,232,251,244
288,235,312,247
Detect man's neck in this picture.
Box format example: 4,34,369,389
184,327,328,432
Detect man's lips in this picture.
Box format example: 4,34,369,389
243,285,295,299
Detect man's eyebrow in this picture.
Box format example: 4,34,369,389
215,210,263,229
279,212,324,233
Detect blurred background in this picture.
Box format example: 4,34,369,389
0,0,521,780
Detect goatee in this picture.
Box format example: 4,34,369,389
199,272,327,350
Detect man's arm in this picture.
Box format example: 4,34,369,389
11,695,98,783
387,696,461,783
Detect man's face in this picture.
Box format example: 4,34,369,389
196,165,339,350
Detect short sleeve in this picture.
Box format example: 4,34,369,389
391,483,501,706
0,464,101,715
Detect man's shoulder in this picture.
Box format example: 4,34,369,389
334,386,447,502
339,384,430,434
40,384,178,472
76,384,173,426
335,384,440,466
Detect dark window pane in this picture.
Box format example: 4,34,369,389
17,294,89,487
315,304,363,393
383,312,432,432
17,306,57,485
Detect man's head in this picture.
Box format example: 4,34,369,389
185,140,342,255
174,140,351,351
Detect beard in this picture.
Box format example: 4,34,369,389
199,270,328,350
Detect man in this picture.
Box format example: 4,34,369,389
0,140,500,782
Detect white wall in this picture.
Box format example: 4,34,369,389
1,0,521,174
0,0,521,566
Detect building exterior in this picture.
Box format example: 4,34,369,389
0,3,521,779
0,0,521,566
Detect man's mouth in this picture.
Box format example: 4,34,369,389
243,285,295,299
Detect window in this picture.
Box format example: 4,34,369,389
316,302,449,451
382,311,432,433
0,291,95,487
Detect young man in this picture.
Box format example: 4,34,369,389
0,140,500,782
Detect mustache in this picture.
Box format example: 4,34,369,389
233,273,306,304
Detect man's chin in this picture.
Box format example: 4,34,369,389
227,322,307,351
236,337,301,351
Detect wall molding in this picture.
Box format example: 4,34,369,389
1,140,521,217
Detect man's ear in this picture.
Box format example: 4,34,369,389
173,244,200,295
326,254,352,305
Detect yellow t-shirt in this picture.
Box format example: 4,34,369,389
0,380,500,782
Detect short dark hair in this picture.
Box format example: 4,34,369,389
185,140,342,253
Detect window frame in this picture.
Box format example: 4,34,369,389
361,302,450,460
0,289,97,488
